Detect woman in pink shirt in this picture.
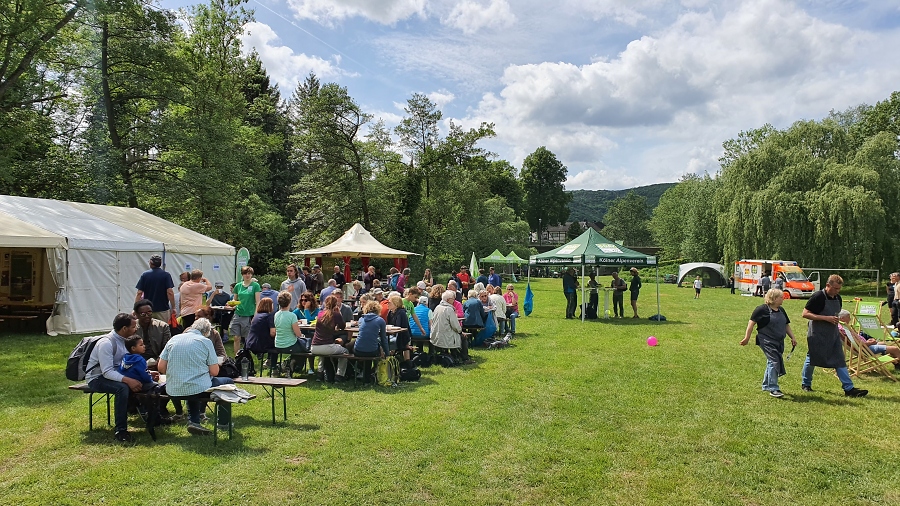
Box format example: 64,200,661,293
179,269,212,329
503,284,519,335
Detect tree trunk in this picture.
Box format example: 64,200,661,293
100,21,137,207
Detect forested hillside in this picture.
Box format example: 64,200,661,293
567,183,675,222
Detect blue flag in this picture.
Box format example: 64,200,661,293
523,282,534,316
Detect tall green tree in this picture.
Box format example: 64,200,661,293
289,74,373,230
393,93,495,264
521,146,571,234
650,174,720,262
602,190,652,246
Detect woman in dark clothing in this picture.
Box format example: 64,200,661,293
628,267,642,318
387,295,411,361
428,284,444,311
740,288,797,398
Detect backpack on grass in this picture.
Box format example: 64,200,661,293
65,334,108,381
377,356,400,387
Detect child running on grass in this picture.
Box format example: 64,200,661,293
693,276,703,299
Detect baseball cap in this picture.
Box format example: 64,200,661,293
214,281,224,288
313,264,320,269
372,288,383,295
416,281,427,290
262,283,271,289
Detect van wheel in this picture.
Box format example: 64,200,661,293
783,292,791,299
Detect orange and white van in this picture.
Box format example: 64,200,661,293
734,260,816,299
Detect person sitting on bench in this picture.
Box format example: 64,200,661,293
85,313,145,443
158,318,234,435
430,290,470,364
353,300,388,382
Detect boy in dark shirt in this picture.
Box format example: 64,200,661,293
118,336,158,392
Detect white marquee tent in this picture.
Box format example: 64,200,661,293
0,196,235,335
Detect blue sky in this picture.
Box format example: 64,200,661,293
161,0,900,190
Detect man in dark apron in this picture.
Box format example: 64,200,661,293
800,274,868,397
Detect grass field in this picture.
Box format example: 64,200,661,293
1,278,899,505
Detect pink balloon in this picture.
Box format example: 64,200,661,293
647,336,658,347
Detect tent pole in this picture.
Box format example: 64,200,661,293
580,264,585,322
655,264,661,320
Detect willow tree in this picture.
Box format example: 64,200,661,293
715,119,899,268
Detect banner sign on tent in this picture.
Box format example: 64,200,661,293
213,263,220,271
236,247,250,281
596,243,622,253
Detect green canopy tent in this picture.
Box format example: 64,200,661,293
480,249,512,283
505,251,528,282
529,228,660,321
480,249,509,264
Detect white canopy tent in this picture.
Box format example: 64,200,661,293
0,196,234,335
291,223,418,258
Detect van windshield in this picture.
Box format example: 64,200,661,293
783,271,808,282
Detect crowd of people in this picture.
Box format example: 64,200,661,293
562,267,642,319
86,255,522,442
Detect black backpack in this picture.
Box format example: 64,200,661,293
411,351,432,368
399,366,421,382
436,353,458,368
234,348,256,377
65,334,108,381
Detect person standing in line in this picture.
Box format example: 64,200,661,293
693,275,703,299
135,254,177,323
740,288,797,398
280,264,307,311
610,271,626,318
229,266,261,356
800,274,868,397
179,269,212,330
887,272,899,327
422,268,434,289
629,267,642,318
585,272,598,319
562,267,579,319
760,272,771,295
332,264,346,290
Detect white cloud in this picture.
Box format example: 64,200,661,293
443,0,516,34
240,22,345,91
286,0,427,25
463,0,900,188
569,0,667,26
427,90,456,108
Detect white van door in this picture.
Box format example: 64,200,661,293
808,271,820,291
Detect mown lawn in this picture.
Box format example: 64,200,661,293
1,278,899,505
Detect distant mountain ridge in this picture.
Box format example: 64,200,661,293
567,183,676,223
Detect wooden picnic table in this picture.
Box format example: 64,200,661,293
233,376,306,425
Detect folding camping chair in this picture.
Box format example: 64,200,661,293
852,300,892,342
840,323,897,381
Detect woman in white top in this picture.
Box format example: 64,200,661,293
488,285,508,335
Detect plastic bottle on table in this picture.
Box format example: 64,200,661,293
240,357,249,380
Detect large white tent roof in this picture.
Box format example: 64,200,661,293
0,211,67,249
0,195,161,251
292,223,419,258
66,202,234,255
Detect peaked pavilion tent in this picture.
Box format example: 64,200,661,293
291,223,419,280
529,228,660,321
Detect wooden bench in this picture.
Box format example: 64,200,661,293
69,382,253,445
233,376,306,424
266,351,382,386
